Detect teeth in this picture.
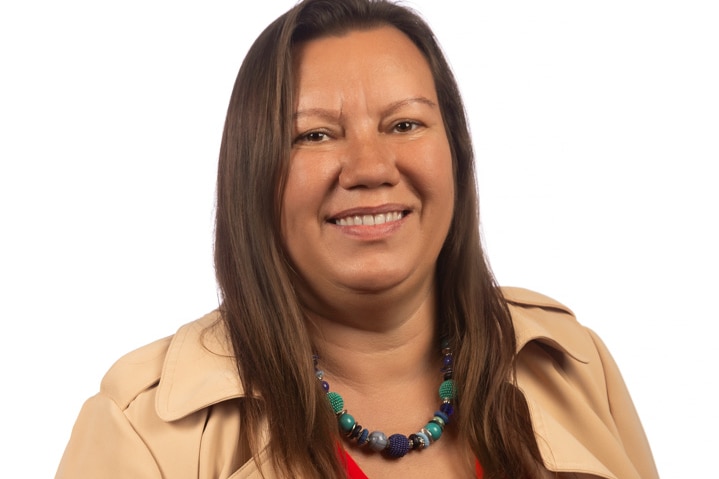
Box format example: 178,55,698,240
336,211,404,226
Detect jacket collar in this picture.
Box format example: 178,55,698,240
502,286,590,363
156,289,588,422
156,311,249,421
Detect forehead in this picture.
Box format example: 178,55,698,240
292,27,437,106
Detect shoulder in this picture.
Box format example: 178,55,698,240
99,335,172,410
59,311,252,478
99,310,232,415
501,286,574,316
500,286,593,362
501,287,659,478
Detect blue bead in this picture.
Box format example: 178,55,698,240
367,431,388,451
386,434,410,458
434,410,450,424
321,380,329,392
439,402,454,416
357,428,370,446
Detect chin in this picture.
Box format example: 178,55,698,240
336,268,422,295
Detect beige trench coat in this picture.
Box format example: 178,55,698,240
56,288,659,478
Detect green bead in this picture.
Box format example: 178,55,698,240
438,379,456,400
425,421,442,440
338,413,356,432
327,391,344,414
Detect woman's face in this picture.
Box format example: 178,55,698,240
282,27,454,309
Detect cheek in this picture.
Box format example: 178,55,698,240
281,154,335,239
408,138,455,204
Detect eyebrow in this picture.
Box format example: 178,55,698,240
293,108,341,122
381,96,437,117
293,96,437,121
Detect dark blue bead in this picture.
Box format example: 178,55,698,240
357,428,370,446
385,434,410,458
439,402,455,416
443,355,453,366
321,381,329,391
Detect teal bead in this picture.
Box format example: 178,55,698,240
425,421,442,440
338,413,356,432
327,391,344,414
438,379,456,400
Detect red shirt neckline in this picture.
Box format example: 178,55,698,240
340,448,484,478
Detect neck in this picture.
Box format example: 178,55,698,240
304,284,439,389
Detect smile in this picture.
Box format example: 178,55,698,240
332,211,406,226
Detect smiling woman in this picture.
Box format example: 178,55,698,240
284,28,454,302
54,1,659,478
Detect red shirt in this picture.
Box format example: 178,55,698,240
341,450,484,478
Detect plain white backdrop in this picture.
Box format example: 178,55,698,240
1,0,716,476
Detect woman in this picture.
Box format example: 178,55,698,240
56,0,658,478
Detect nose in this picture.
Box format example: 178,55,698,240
338,134,401,189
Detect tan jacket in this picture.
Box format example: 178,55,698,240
56,288,659,478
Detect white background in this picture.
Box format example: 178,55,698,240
1,1,716,477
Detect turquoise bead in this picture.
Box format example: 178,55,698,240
425,421,442,440
438,379,456,400
338,413,356,432
327,392,344,414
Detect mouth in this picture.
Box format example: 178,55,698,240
330,210,409,226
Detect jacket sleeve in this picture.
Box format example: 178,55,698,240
587,329,660,479
55,393,162,479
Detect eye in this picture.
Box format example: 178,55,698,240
392,120,421,133
294,130,329,144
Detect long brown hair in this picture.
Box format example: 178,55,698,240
214,0,541,477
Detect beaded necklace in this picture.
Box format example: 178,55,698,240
313,340,456,458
